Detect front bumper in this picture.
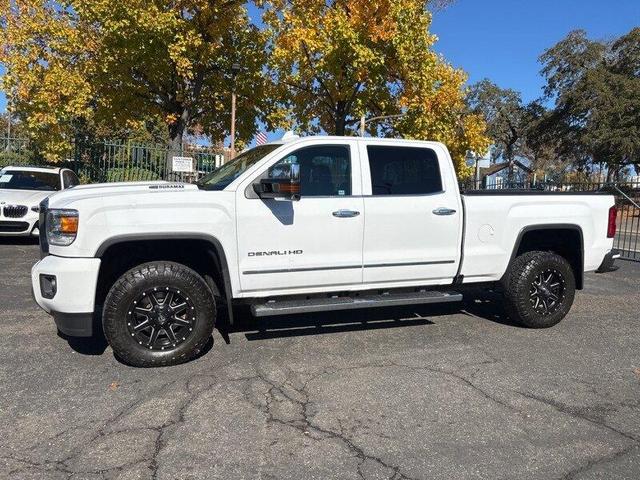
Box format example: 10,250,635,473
0,215,38,236
31,255,101,337
596,249,620,273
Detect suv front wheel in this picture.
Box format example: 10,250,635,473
103,261,216,367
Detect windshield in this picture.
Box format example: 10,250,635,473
0,170,60,191
198,144,280,191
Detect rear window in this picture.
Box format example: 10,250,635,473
0,170,60,191
367,146,442,195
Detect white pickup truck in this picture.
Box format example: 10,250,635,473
31,136,619,367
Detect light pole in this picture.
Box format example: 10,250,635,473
229,63,241,159
359,113,406,136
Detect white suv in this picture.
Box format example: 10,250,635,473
0,166,79,236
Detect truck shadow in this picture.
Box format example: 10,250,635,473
59,289,516,364
216,288,518,344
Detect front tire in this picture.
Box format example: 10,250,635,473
103,261,216,367
502,251,576,328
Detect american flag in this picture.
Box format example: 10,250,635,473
255,131,268,146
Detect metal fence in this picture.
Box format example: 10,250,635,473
2,135,638,261
461,178,640,262
0,136,229,183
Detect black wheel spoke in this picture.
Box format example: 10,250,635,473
148,327,159,346
172,316,192,327
164,291,174,307
164,326,178,344
147,292,160,307
133,319,151,332
135,306,152,315
171,302,188,313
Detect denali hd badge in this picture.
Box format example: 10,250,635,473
248,250,303,257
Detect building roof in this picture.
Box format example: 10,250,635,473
480,160,532,177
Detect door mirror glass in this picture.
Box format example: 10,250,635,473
253,163,301,201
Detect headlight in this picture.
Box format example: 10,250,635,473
47,209,79,246
31,206,40,213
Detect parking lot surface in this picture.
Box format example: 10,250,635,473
1,239,639,480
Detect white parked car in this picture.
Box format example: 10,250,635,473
0,166,80,236
30,136,618,367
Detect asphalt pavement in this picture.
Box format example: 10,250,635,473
1,238,639,480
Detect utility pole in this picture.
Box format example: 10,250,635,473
6,91,11,140
229,63,241,160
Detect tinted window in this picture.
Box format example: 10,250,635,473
0,170,60,191
367,146,442,195
198,144,280,191
63,171,79,188
270,145,351,197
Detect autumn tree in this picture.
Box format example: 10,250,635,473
263,0,488,175
0,1,268,157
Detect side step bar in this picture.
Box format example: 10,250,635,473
251,290,463,317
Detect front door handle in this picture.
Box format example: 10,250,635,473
432,207,457,216
333,209,360,218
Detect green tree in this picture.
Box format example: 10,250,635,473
540,28,640,179
467,80,529,165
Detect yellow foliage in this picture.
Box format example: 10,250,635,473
264,0,489,175
1,0,267,158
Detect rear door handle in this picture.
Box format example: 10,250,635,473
432,207,457,216
333,209,360,218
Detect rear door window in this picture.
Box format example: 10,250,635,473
367,146,442,195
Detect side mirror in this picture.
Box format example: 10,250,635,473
253,163,301,201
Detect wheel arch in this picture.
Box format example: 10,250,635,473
507,224,584,290
94,233,234,324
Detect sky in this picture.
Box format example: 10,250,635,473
430,0,639,103
1,0,639,143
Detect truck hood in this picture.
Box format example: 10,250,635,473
47,181,200,208
0,188,54,207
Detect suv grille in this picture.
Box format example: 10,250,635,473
3,205,28,218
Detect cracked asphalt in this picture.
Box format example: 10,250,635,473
1,239,639,480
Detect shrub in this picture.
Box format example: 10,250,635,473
105,167,161,183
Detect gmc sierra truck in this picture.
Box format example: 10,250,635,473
31,136,619,367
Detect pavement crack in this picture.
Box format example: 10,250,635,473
516,391,640,443
247,368,423,480
560,444,639,480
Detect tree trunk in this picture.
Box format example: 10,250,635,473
166,111,187,181
333,101,347,136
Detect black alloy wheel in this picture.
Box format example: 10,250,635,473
528,268,566,316
127,287,197,350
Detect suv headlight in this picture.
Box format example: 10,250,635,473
47,209,79,246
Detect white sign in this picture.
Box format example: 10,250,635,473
172,156,194,173
0,174,13,183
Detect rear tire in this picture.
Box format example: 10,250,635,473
502,251,575,328
103,261,216,367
